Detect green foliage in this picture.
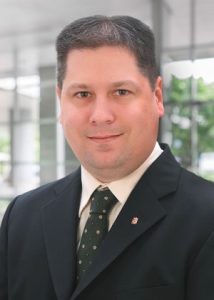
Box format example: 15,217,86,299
169,76,191,102
166,76,214,173
0,137,10,153
197,78,214,101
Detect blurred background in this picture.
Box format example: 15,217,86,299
0,0,214,221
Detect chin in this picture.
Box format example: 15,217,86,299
85,157,119,171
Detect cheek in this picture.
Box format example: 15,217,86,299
132,107,158,134
60,106,79,127
61,112,88,151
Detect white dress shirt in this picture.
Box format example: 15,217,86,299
77,142,163,243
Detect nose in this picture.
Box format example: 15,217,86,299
89,98,115,125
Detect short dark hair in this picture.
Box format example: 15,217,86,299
56,15,158,89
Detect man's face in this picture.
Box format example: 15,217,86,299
57,46,164,182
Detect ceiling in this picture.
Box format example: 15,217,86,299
0,0,214,77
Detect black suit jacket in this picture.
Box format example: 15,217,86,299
1,145,214,300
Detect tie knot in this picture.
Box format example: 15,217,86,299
90,187,117,215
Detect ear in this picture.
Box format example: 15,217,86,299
56,85,62,123
56,85,62,100
154,76,164,118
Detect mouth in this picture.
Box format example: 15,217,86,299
87,133,123,143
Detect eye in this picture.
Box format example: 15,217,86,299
114,89,130,96
75,91,91,98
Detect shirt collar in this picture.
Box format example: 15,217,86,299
79,142,163,217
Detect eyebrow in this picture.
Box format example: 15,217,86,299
67,83,89,90
112,80,138,88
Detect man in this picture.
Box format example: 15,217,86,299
0,15,214,300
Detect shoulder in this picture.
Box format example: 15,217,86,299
179,168,214,203
4,168,81,219
157,144,214,203
172,168,214,232
150,144,214,216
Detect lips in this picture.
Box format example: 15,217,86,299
87,133,122,143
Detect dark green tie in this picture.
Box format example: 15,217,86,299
76,187,117,282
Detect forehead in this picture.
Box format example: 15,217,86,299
69,46,139,65
65,46,143,79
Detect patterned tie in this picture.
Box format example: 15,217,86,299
76,187,117,282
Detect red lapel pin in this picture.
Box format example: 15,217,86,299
131,217,139,225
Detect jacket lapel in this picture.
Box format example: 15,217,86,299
72,146,181,299
41,169,81,300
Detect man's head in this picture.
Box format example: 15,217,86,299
56,15,158,90
56,16,164,182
